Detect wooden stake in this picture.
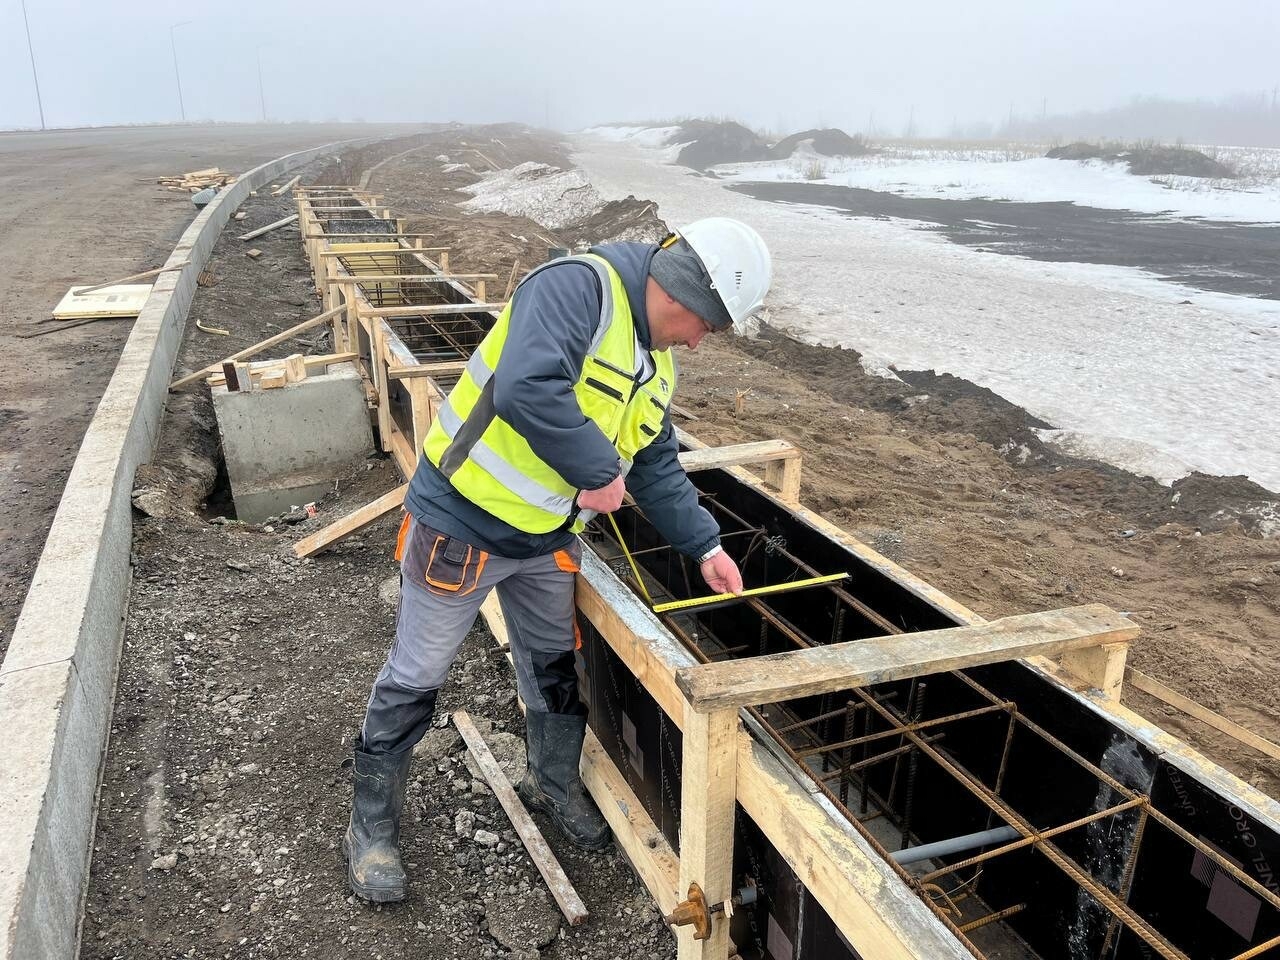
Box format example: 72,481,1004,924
676,708,738,959
453,711,589,927
283,354,307,383
503,260,521,301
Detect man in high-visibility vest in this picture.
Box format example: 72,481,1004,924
346,218,772,902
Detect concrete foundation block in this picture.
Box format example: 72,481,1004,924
212,362,373,522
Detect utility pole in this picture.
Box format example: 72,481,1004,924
20,0,46,130
170,21,192,122
256,46,268,122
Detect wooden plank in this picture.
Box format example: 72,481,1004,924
675,604,1139,713
169,304,346,390
73,260,192,295
291,484,407,559
270,175,302,196
580,730,679,914
576,551,695,730
1128,669,1280,763
453,710,588,927
319,273,499,283
407,377,431,453
735,728,973,959
676,440,799,474
387,361,468,380
1061,642,1128,699
239,214,299,241
387,421,418,478
676,708,738,960
359,302,507,318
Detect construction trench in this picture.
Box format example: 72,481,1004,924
229,180,1280,960
59,136,1280,960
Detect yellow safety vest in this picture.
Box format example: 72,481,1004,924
423,254,677,534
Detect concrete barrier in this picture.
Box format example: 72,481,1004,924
0,135,391,960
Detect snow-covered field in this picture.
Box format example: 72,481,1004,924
712,148,1280,223
564,129,1280,493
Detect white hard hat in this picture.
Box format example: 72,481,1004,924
677,217,772,326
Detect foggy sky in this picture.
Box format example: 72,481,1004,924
2,0,1277,138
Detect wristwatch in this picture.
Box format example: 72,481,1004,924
697,545,723,564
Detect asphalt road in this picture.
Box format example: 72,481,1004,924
733,181,1280,300
0,122,418,650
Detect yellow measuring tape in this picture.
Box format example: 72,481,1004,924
604,512,847,614
606,512,653,604
651,573,849,614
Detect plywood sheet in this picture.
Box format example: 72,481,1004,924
52,284,153,319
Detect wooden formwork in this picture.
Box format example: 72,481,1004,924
286,189,1280,960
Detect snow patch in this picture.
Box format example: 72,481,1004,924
457,161,603,229
1034,429,1196,486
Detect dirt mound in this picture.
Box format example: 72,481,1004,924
771,128,871,159
559,195,668,246
734,327,1279,537
1046,142,1234,178
670,120,772,170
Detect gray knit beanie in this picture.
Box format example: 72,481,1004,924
649,238,734,330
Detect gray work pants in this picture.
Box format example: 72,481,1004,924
360,513,583,755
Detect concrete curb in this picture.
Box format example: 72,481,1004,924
0,136,387,960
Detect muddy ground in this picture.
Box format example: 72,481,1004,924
0,123,425,656
82,127,1280,960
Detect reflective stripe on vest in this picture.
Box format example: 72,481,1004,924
423,254,675,534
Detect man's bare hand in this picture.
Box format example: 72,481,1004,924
576,474,625,514
700,551,743,595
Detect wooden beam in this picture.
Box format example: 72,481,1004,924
1127,669,1280,763
676,439,799,473
169,304,345,390
73,260,192,295
271,175,302,196
358,301,506,318
675,604,1139,713
291,483,407,559
453,710,588,927
327,273,499,283
387,361,468,380
1061,642,1128,699
735,728,973,958
676,708,738,960
764,458,802,504
239,214,299,241
576,551,695,730
580,730,680,914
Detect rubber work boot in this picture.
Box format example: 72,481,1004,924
344,744,413,902
517,711,610,850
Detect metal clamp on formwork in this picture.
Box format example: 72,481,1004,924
664,882,758,941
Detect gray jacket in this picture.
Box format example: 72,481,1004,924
404,242,721,561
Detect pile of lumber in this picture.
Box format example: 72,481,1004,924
157,167,236,193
